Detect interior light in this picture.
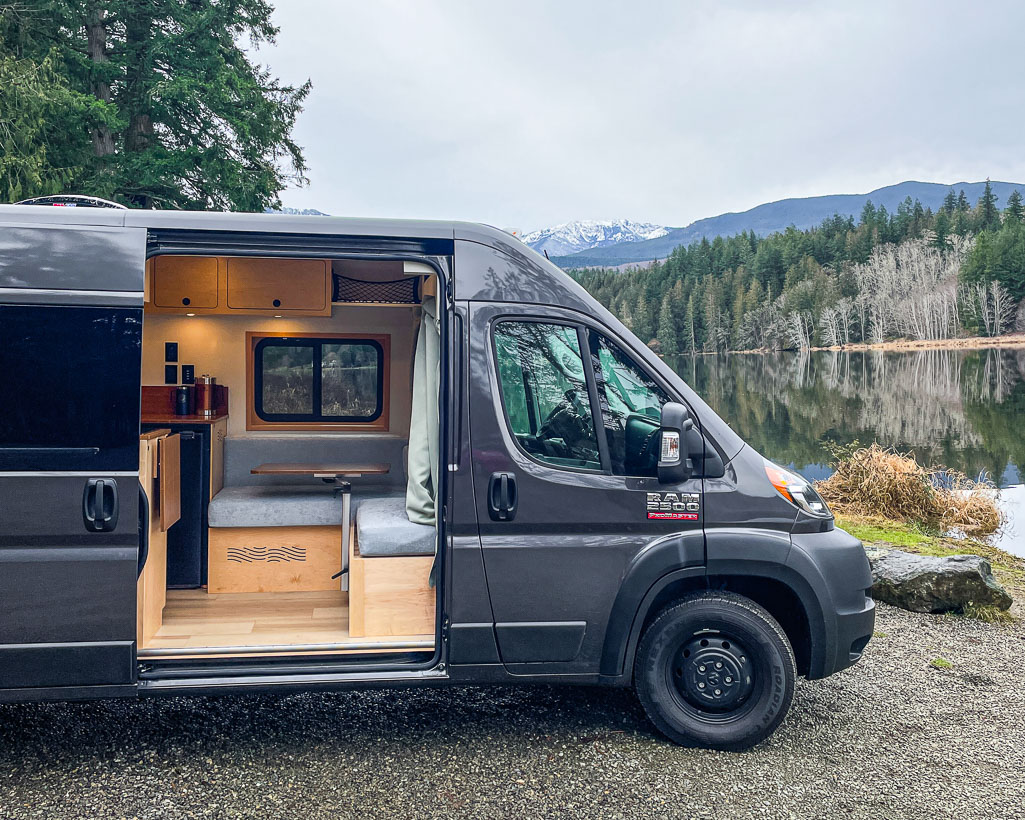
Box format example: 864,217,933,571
185,312,196,317
274,314,283,318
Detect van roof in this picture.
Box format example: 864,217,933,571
0,203,516,248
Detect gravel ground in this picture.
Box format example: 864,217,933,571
0,603,1022,820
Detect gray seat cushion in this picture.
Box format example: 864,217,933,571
356,496,436,557
208,486,404,529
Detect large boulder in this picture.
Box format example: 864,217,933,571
865,548,1013,613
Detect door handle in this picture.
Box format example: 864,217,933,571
83,478,120,533
488,472,518,522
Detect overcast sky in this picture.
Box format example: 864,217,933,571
261,1,1025,232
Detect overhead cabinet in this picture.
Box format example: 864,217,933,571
147,256,331,316
226,257,330,313
151,256,220,310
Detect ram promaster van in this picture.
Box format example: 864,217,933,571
0,201,874,750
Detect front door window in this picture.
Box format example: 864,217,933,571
493,321,601,470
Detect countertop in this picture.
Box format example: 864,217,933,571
141,412,228,425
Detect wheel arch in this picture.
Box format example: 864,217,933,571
600,534,830,681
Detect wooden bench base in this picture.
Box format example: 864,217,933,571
208,525,342,594
348,526,435,638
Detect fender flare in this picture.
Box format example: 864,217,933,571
600,529,835,680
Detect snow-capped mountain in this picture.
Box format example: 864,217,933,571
264,206,329,216
520,219,670,257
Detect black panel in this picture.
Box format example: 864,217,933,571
0,305,142,471
494,622,587,663
0,642,134,689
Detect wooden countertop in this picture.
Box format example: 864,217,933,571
141,412,228,425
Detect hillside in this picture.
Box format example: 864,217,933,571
572,180,1025,354
555,181,1025,268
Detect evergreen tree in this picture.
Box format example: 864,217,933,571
657,293,678,354
1005,189,1024,223
1,1,310,209
932,209,951,247
941,189,957,215
0,51,90,202
977,179,1001,232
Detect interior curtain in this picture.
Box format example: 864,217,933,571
405,293,440,527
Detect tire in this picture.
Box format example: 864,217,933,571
634,591,796,751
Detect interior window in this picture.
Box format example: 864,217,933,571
493,321,601,470
254,336,384,423
589,333,670,476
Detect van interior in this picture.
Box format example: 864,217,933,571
136,253,440,663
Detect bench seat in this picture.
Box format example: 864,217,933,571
208,486,404,529
356,496,436,557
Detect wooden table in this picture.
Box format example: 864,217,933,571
251,463,391,590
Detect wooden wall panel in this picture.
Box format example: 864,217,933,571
208,526,342,594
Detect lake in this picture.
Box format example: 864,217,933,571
665,348,1025,556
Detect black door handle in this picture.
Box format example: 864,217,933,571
83,478,120,532
488,472,518,521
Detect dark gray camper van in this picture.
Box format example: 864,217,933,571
0,203,874,750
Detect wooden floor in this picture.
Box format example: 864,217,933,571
145,589,433,654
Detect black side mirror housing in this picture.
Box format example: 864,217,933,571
658,402,695,484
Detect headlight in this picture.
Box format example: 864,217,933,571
763,459,831,517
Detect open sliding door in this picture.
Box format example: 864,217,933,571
0,217,146,700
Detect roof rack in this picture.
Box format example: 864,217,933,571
13,194,127,209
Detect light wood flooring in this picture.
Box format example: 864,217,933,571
144,589,433,654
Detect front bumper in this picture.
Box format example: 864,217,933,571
790,526,876,679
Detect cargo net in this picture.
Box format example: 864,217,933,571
333,274,420,304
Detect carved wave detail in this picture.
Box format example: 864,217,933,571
226,545,308,563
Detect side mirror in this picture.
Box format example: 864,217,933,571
658,402,695,484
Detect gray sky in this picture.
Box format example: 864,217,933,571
262,0,1025,232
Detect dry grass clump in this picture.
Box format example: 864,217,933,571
817,444,1003,538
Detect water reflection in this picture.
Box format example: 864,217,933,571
669,348,1025,488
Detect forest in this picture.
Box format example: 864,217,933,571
573,182,1025,353
0,1,308,211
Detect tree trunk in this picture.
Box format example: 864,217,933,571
123,5,156,207
85,5,115,157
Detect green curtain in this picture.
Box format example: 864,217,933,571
405,294,440,528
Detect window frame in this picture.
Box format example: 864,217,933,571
490,318,607,475
246,331,390,432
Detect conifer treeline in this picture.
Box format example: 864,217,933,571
572,182,1025,352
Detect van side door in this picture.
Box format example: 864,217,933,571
468,303,705,676
0,218,145,699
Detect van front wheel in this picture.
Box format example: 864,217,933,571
634,591,796,751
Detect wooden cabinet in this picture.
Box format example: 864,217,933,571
138,430,175,646
226,257,330,314
151,256,220,310
146,256,331,316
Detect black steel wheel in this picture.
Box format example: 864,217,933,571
634,591,796,751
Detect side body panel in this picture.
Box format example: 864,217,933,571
0,222,145,699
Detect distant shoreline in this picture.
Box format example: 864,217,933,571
716,332,1025,355
810,332,1025,353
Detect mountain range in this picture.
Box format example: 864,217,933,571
548,180,1025,268
520,219,669,257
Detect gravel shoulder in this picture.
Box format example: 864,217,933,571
0,603,1021,820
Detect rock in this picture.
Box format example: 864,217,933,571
865,547,1013,613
